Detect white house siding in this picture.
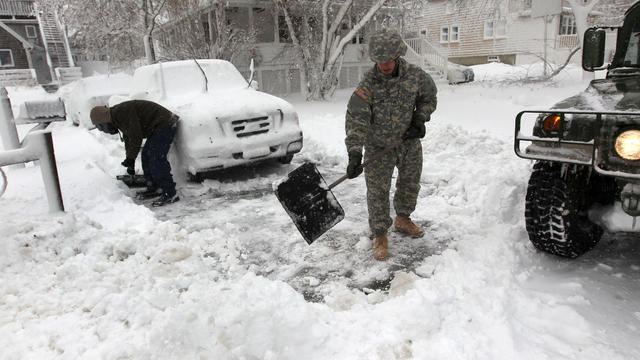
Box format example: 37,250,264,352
408,0,634,67
409,0,526,65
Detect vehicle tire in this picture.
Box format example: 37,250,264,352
524,161,604,258
278,154,294,164
188,172,204,183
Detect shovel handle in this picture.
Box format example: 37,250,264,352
329,139,405,189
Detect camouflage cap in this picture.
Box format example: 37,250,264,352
369,30,407,63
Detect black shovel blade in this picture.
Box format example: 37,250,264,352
116,174,147,188
274,162,345,244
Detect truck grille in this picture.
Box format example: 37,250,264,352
231,116,271,138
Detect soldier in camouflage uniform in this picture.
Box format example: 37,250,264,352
345,30,437,261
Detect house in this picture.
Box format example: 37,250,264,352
152,1,430,95
0,0,76,87
407,0,635,67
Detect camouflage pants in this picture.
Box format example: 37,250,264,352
364,139,423,238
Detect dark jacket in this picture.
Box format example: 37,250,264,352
110,100,177,160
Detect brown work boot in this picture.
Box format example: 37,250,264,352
372,234,388,261
394,216,424,238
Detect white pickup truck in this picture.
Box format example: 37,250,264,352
111,59,303,179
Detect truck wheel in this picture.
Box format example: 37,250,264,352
524,161,603,258
278,154,294,164
188,172,204,183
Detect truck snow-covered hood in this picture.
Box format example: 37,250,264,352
552,75,640,112
160,88,295,123
534,75,640,141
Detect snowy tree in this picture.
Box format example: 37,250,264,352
154,0,255,62
273,0,415,100
37,0,168,65
568,0,600,46
544,0,600,79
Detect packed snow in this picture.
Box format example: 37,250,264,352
0,63,639,359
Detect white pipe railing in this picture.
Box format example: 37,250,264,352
405,38,448,77
0,88,22,155
0,129,65,212
0,87,65,212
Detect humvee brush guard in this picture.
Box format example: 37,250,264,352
515,1,640,258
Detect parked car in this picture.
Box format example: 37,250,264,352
110,59,303,179
447,62,474,84
58,73,132,127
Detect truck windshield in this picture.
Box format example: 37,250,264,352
623,22,640,66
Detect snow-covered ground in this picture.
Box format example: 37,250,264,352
1,63,639,359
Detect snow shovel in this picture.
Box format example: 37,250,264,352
116,174,147,188
274,140,404,245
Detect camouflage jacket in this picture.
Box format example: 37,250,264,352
345,58,437,154
110,100,176,160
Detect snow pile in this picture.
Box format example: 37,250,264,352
471,62,585,83
1,64,639,359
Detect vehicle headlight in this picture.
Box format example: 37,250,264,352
542,114,562,132
615,129,640,160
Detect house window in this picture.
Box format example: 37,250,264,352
496,20,507,37
488,55,500,62
0,49,14,67
559,15,577,35
25,25,37,38
524,0,532,8
420,29,427,37
440,25,460,43
253,7,274,43
440,26,449,42
440,26,459,43
450,25,460,42
484,19,507,39
278,15,291,43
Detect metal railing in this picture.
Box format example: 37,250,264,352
0,0,35,16
555,34,579,49
405,37,448,77
0,87,65,212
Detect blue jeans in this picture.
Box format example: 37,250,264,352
141,123,177,196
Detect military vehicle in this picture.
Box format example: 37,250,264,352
514,1,640,258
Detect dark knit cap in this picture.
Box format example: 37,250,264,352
90,106,111,125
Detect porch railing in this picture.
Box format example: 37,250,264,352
0,0,35,16
555,34,579,49
405,37,448,77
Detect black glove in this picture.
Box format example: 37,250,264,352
346,151,363,179
402,114,427,140
121,158,135,168
121,158,135,175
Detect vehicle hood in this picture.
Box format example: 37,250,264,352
552,75,640,112
538,75,640,141
159,88,295,122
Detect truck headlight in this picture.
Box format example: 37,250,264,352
615,129,640,160
543,114,562,132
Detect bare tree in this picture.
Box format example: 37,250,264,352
543,0,600,79
273,0,410,100
154,0,255,61
38,0,168,66
143,0,168,63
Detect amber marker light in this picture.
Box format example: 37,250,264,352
615,129,640,160
542,114,562,132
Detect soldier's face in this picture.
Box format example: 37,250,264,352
377,60,396,74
